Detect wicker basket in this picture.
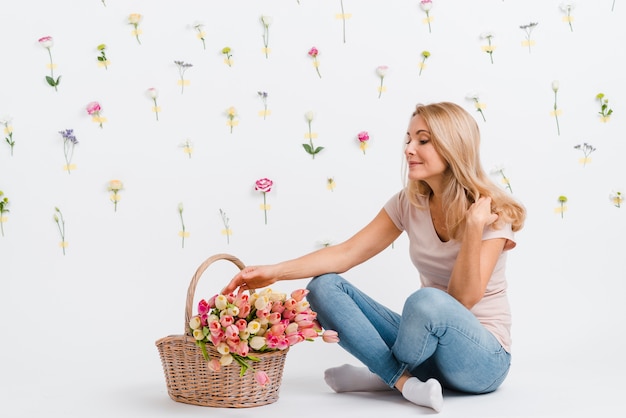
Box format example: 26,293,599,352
155,253,289,408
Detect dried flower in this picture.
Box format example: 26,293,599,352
326,177,336,192
557,195,568,219
376,65,388,98
0,190,9,237
303,111,323,159
419,51,430,76
178,202,187,248
174,61,193,94
39,36,60,91
339,0,348,43
420,0,433,33
180,139,193,158
53,207,66,255
1,117,14,156
260,15,273,58
308,47,322,79
465,91,486,122
480,32,495,64
552,80,561,135
596,93,613,121
357,131,370,155
128,13,143,44
58,129,78,174
490,165,513,193
193,22,206,49
226,107,238,133
258,91,269,119
560,2,575,32
147,88,159,121
573,143,596,167
255,178,273,225
520,22,539,53
222,46,233,66
86,101,104,128
219,208,231,244
609,190,623,208
107,180,124,212
96,44,108,70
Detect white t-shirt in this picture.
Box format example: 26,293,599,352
383,189,516,352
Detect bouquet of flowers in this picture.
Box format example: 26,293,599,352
189,287,338,386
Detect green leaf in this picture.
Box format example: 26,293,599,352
314,146,324,154
45,76,56,86
302,143,313,154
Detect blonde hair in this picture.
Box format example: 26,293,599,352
406,102,526,239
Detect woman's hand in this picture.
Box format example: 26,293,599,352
466,196,498,229
221,265,279,295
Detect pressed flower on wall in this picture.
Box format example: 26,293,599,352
107,180,123,212
0,191,9,237
219,208,232,244
58,129,78,174
466,91,487,122
490,165,513,193
357,131,370,155
308,47,322,78
179,139,193,158
609,190,623,208
1,117,14,156
420,0,433,33
96,44,109,69
193,23,206,49
260,15,272,58
255,178,273,225
258,91,269,119
419,51,430,76
573,143,596,167
226,107,238,133
178,202,188,248
596,93,613,122
53,207,67,255
39,36,60,91
326,177,336,192
147,88,160,121
303,111,323,159
519,22,538,53
551,80,561,135
560,2,575,32
556,195,568,218
376,65,388,98
174,61,193,94
128,13,143,44
222,47,233,66
86,101,105,128
480,32,495,64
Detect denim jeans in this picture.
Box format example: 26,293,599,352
306,273,511,394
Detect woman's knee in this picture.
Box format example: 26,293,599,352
306,273,344,304
403,287,451,318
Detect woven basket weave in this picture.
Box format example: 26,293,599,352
155,253,289,408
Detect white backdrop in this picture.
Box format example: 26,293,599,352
1,1,625,416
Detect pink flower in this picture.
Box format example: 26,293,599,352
208,359,221,372
255,178,273,224
358,131,370,154
86,101,104,128
198,299,210,315
255,370,270,386
38,36,54,48
39,36,60,91
322,330,340,343
291,288,309,302
308,47,322,78
220,315,235,328
308,47,319,57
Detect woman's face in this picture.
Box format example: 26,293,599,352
404,114,448,186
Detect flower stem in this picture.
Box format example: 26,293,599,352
378,78,383,99
47,48,58,91
553,92,560,136
426,11,431,33
263,193,268,224
340,0,346,43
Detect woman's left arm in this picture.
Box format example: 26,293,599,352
447,197,505,309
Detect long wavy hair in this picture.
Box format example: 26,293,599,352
405,102,526,239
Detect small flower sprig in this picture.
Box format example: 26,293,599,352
573,142,596,167
0,190,9,237
326,177,336,192
520,22,539,53
420,0,433,33
609,190,623,208
596,93,613,121
174,61,193,94
261,15,273,58
222,47,233,66
552,80,561,135
255,178,273,225
39,36,60,91
128,13,143,45
86,101,104,128
1,117,14,156
466,92,487,122
53,207,66,255
258,91,269,119
226,107,238,133
107,180,123,212
180,139,193,158
303,111,323,159
308,47,322,78
556,195,568,219
560,2,575,32
96,44,109,70
376,65,388,98
193,23,206,49
480,32,495,64
219,208,231,244
147,88,159,121
58,129,78,174
490,165,513,193
178,202,188,248
419,51,430,76
357,131,370,155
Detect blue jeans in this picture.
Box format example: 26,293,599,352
306,273,511,394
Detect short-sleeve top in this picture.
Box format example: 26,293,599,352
383,189,515,352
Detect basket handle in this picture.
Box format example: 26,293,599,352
184,253,246,334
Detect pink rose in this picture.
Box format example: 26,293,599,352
255,178,273,193
357,131,370,142
38,36,54,48
86,101,101,115
308,46,319,57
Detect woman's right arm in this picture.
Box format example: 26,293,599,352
221,208,402,294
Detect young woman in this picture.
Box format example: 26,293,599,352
222,101,526,412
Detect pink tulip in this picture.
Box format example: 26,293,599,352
301,328,318,339
209,320,221,334
282,309,296,320
291,289,309,302
237,341,250,357
255,370,270,386
269,323,286,336
271,301,285,314
198,299,210,315
208,359,221,372
225,324,239,339
235,318,247,331
220,315,234,327
322,330,340,343
286,332,305,345
284,298,297,310
238,303,251,318
268,312,282,325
